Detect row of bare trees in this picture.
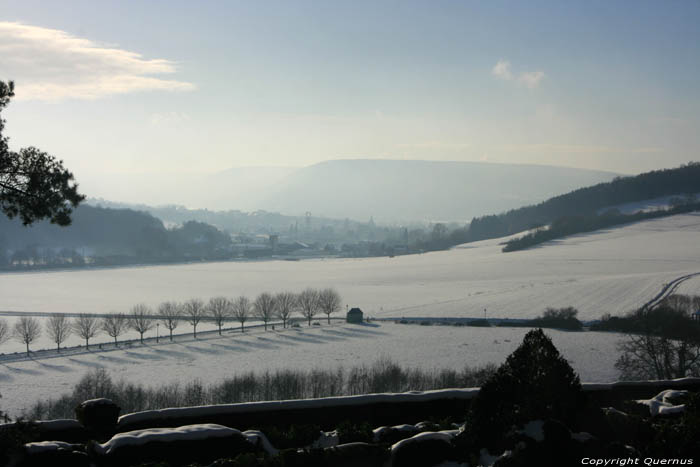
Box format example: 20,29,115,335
0,288,343,355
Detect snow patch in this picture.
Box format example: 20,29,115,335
636,389,688,416
24,441,80,455
243,430,278,455
479,448,513,466
93,424,240,455
390,431,455,452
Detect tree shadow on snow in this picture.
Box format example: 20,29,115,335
3,364,42,375
122,351,164,361
35,361,72,373
68,358,106,368
96,354,138,364
145,346,194,360
211,342,250,353
175,343,221,355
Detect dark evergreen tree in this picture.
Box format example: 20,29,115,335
463,328,582,451
0,81,84,225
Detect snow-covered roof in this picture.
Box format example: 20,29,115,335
117,387,480,429
24,441,81,455
390,431,455,453
93,424,242,456
582,376,700,391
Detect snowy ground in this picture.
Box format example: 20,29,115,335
0,322,623,417
1,213,699,326
0,213,698,415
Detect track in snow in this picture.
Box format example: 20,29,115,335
641,272,700,310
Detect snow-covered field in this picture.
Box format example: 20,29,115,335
0,322,623,416
0,213,699,415
1,213,699,323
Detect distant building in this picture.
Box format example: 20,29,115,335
693,310,700,322
346,307,363,323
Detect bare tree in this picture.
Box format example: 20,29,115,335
232,296,251,333
274,292,297,328
102,313,128,345
129,304,155,344
253,292,276,331
184,298,206,338
13,316,41,355
208,297,231,335
297,288,320,326
0,318,9,347
46,314,71,352
72,313,100,349
616,297,700,379
318,288,342,324
158,302,180,341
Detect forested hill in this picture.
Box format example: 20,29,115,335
466,162,700,242
0,205,232,268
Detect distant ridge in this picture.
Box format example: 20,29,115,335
256,159,619,222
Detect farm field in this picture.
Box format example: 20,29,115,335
1,213,699,415
0,322,623,417
1,213,699,324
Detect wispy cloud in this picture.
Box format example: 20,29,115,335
517,71,545,89
491,60,513,81
150,111,191,126
0,22,195,101
396,141,472,150
491,59,545,89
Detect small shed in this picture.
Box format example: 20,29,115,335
693,310,700,322
346,307,363,323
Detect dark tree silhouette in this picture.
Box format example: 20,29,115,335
0,81,84,225
274,291,296,328
207,297,231,335
616,295,700,379
318,288,342,324
46,314,71,352
184,298,206,338
13,316,41,355
158,302,180,341
253,292,276,331
102,313,128,345
129,304,154,343
0,318,9,347
232,296,250,333
72,313,100,349
297,288,320,326
464,328,581,451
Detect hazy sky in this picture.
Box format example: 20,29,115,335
1,0,699,183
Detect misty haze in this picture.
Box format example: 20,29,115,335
1,2,699,466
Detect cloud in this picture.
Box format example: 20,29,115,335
491,60,513,80
396,141,472,150
517,71,545,89
491,59,545,89
0,22,195,101
150,111,191,126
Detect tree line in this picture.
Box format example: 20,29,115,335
27,360,497,420
0,288,343,355
502,196,700,252
465,162,700,244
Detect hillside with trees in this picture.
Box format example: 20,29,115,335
0,205,232,269
465,162,700,244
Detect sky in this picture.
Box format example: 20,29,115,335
1,0,699,190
